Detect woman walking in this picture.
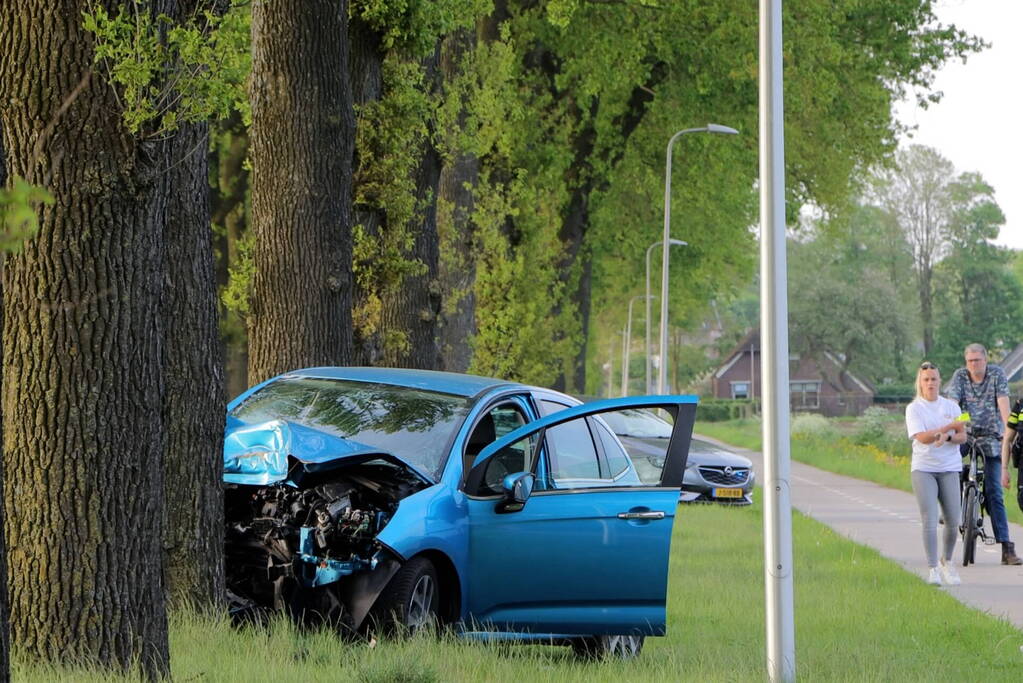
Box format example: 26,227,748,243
905,362,967,585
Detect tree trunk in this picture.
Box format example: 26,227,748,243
162,118,225,609
247,0,354,384
0,120,9,683
379,47,443,370
437,27,479,373
348,17,385,366
0,2,169,677
919,265,933,356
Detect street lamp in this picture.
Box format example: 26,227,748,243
646,239,686,394
658,123,739,394
623,294,653,397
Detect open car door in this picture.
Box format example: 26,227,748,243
462,395,696,637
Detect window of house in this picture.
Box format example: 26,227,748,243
731,381,750,400
790,381,820,409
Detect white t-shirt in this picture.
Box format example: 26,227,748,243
905,396,962,472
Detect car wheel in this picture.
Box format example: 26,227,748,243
368,556,438,636
571,634,644,659
962,486,978,566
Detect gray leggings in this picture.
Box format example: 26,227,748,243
911,470,961,567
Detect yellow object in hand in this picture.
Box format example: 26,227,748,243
957,412,971,422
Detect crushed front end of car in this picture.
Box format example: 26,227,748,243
223,418,430,632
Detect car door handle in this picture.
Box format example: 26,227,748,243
617,511,665,520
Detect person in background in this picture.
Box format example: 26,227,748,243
1000,398,1023,514
906,362,967,585
947,343,1022,565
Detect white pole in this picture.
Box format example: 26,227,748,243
645,243,656,395
760,0,795,680
620,326,628,399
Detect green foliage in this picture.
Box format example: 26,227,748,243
221,228,254,317
791,413,838,440
696,399,757,423
82,1,251,136
351,0,489,55
467,171,579,386
789,205,917,384
0,176,53,251
352,58,433,348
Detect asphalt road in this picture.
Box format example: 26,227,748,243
694,433,1023,630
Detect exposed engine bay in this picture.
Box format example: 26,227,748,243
225,458,428,630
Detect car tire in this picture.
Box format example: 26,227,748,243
571,634,644,659
367,556,439,636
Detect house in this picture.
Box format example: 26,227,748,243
999,343,1023,383
711,329,875,417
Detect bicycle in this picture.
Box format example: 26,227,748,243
960,427,1001,566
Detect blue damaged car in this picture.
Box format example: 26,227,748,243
224,367,696,657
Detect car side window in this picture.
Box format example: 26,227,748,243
593,419,631,479
545,417,601,483
466,402,531,496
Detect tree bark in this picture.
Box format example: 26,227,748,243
436,27,479,373
163,118,225,609
0,118,9,683
0,2,169,677
379,47,443,370
247,0,355,384
349,17,385,366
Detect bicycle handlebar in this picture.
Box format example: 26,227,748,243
966,427,1002,441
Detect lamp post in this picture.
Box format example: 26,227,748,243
620,325,628,399
646,239,686,394
658,123,739,394
623,295,653,397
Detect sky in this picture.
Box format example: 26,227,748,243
893,0,1023,250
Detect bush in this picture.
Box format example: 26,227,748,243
697,399,757,422
854,406,890,443
874,383,915,404
790,413,837,440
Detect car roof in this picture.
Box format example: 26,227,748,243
286,366,518,398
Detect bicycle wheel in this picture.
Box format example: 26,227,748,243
962,485,979,566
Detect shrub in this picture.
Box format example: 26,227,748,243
697,399,757,422
790,413,837,440
854,406,891,444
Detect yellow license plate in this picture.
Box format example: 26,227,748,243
714,488,743,499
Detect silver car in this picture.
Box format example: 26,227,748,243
600,408,755,505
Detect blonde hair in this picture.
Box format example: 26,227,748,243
915,363,940,399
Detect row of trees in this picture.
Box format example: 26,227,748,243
0,0,982,679
788,144,1022,386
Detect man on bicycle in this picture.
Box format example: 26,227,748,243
947,343,1022,565
1000,398,1023,515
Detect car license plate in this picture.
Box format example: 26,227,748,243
714,487,743,499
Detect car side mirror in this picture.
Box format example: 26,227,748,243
496,471,534,514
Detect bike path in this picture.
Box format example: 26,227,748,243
694,434,1023,630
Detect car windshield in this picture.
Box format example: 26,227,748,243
600,408,673,438
230,377,472,479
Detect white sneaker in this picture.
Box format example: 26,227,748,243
939,560,961,586
926,567,942,585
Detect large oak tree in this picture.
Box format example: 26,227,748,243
0,1,169,676
247,0,355,384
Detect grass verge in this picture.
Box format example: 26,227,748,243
14,499,1023,682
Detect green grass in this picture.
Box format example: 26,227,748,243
14,498,1023,682
697,420,1023,527
696,419,763,450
